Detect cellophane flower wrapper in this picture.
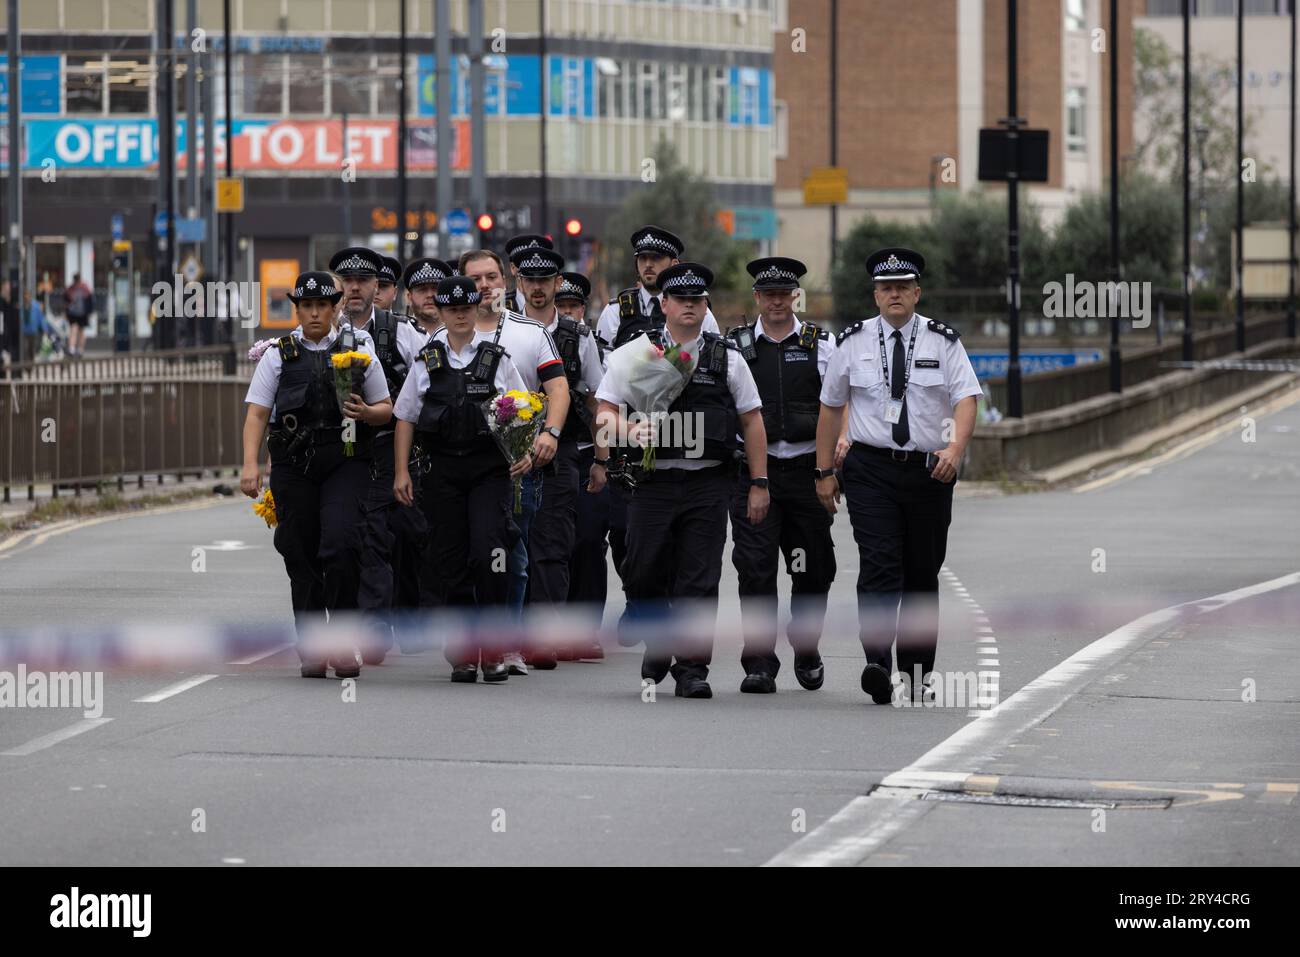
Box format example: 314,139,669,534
481,390,547,512
602,333,698,470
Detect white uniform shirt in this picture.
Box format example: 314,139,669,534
747,314,836,460
475,310,564,392
393,326,527,424
596,284,721,347
596,323,761,470
819,312,982,453
244,324,390,421
534,306,605,449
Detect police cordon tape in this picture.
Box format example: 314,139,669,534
3,590,1292,673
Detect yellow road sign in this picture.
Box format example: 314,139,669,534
216,177,245,213
803,166,848,205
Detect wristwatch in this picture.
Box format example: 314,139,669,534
814,467,837,480
592,457,609,468
749,476,770,489
542,426,562,440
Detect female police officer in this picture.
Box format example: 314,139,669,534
392,275,533,684
241,271,393,679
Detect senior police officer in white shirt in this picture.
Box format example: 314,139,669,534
814,247,982,705
594,262,769,700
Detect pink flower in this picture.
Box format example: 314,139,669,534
247,338,275,361
678,351,691,363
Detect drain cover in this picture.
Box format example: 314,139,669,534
919,791,1169,810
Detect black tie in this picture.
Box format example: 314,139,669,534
891,329,910,447
649,296,664,324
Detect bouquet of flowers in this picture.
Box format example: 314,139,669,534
247,338,277,362
330,350,371,456
483,389,547,513
252,488,277,528
602,333,698,471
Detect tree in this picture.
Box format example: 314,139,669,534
596,139,751,298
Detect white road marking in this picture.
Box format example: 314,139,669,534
2,718,114,756
228,643,295,666
765,570,1300,867
133,674,219,703
0,498,231,561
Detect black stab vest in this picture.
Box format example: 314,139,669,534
644,330,740,463
269,328,370,457
611,287,665,350
734,323,824,445
414,339,504,455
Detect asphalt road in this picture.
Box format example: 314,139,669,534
1,392,1297,866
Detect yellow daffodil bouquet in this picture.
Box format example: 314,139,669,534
252,488,277,528
483,389,547,512
330,350,371,456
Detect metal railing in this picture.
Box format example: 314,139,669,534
1,375,249,504
1,345,256,383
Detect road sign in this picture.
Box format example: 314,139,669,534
153,211,171,236
967,350,1103,379
180,254,202,284
216,177,245,213
177,218,206,243
803,166,848,205
445,208,471,235
111,213,124,240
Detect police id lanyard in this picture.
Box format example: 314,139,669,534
877,318,918,425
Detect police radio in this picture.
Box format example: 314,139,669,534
471,340,505,381
731,324,758,362
706,336,727,375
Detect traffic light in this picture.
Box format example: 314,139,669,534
476,212,495,247
564,218,582,237
562,218,582,264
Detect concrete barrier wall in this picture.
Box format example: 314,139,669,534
968,338,1299,481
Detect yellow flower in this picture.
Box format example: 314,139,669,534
528,394,543,412
330,351,371,369
517,408,534,422
252,489,277,528
505,389,528,403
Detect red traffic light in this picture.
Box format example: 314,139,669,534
564,218,582,236
476,213,494,231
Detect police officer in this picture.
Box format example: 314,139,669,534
503,234,554,314
727,257,837,694
595,226,721,350
330,246,432,664
815,248,982,703
557,272,612,636
240,272,393,678
509,248,605,663
594,263,769,699
393,276,533,683
404,257,454,335
375,255,404,313
458,247,571,672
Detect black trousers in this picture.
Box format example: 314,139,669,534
418,446,516,667
527,439,580,604
607,480,630,584
268,444,370,655
567,445,611,614
357,431,430,616
728,452,836,677
620,465,732,682
841,444,954,681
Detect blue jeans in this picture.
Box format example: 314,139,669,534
507,470,542,618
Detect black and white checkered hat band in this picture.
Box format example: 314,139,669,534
557,280,584,297
409,263,446,286
873,254,917,277
379,267,397,280
662,271,704,292
757,267,797,282
634,233,679,255
518,252,556,271
334,255,374,273
294,280,338,298
434,285,479,305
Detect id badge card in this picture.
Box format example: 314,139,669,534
884,398,904,424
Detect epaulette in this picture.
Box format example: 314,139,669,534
928,318,960,342
816,328,830,340
835,321,865,345
277,335,299,361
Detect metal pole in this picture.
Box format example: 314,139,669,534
1235,0,1245,353
397,0,409,261
5,0,22,363
469,0,487,244
1289,0,1296,341
342,109,352,243
1005,0,1022,419
185,0,199,347
1108,0,1121,394
1182,0,1193,362
223,0,233,287
203,51,218,343
829,0,839,277
538,0,548,237
435,0,451,259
